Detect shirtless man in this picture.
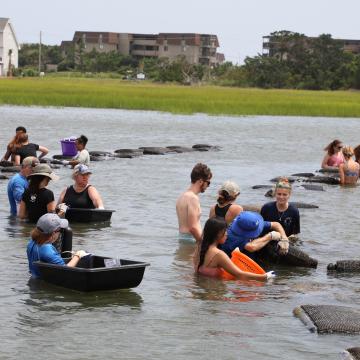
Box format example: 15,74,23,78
176,163,212,243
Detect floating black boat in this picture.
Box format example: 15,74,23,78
34,255,149,291
65,208,115,222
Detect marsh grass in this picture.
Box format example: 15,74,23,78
0,77,360,117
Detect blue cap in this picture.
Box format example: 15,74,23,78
230,211,265,239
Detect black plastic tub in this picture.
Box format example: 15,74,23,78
34,255,149,291
65,208,115,222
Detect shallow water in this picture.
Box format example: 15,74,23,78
0,105,359,360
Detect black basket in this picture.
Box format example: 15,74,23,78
34,255,149,292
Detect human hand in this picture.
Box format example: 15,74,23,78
75,250,88,259
270,231,281,241
56,203,68,216
277,238,289,255
266,271,276,279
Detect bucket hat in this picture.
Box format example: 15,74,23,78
230,211,265,239
28,164,59,181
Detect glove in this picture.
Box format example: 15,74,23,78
62,160,70,165
277,238,289,255
75,250,88,259
270,231,281,241
56,203,68,215
266,271,276,279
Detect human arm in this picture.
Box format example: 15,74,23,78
18,200,28,219
47,200,56,213
88,186,104,209
216,251,267,281
38,145,48,159
2,147,11,161
66,250,87,267
209,205,215,219
14,154,21,166
226,204,243,224
244,233,274,253
339,163,345,185
187,196,202,242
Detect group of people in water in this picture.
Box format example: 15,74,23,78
4,126,102,277
177,140,360,282
321,139,360,185
3,128,358,283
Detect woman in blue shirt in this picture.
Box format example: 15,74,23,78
27,213,87,278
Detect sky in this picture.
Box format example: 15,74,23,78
2,0,360,64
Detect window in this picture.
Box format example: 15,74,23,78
164,46,168,52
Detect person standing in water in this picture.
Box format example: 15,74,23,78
209,180,243,225
176,163,212,243
339,146,359,185
260,177,300,237
64,135,90,167
321,139,344,169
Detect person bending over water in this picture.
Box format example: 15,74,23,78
27,213,87,278
57,164,104,211
220,211,289,261
2,126,27,162
209,181,243,225
176,163,212,243
14,133,48,166
339,146,359,185
260,177,300,237
321,139,344,169
19,164,58,223
194,217,274,281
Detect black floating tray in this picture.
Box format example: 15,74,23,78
65,208,115,222
35,255,150,291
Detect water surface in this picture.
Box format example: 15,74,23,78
0,106,359,360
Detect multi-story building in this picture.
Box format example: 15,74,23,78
61,31,224,66
263,32,360,57
0,18,20,76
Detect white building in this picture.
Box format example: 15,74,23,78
0,18,20,76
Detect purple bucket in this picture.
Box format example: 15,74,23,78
61,139,77,156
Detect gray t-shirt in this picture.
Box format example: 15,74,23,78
73,149,90,166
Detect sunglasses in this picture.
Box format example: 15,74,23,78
203,179,211,186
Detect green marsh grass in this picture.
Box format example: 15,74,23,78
0,77,360,117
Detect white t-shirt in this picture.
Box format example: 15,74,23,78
73,149,90,166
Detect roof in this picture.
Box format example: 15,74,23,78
0,17,9,31
0,17,20,49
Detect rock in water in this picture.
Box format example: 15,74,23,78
258,242,318,268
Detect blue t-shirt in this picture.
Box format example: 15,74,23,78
7,173,28,216
220,221,271,260
27,239,65,278
260,201,300,236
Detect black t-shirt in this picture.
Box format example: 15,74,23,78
260,201,300,236
16,143,39,163
22,188,54,223
63,185,95,209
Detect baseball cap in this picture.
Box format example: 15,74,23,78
36,213,68,234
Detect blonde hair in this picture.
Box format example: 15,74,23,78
342,145,354,159
275,177,292,191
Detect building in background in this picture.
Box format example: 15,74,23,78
0,18,20,76
61,31,224,66
263,32,360,58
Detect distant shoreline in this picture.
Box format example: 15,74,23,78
1,77,360,118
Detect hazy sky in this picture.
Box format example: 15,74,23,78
3,0,360,63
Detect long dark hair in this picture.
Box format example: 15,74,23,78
198,217,227,270
324,139,342,156
28,175,49,193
